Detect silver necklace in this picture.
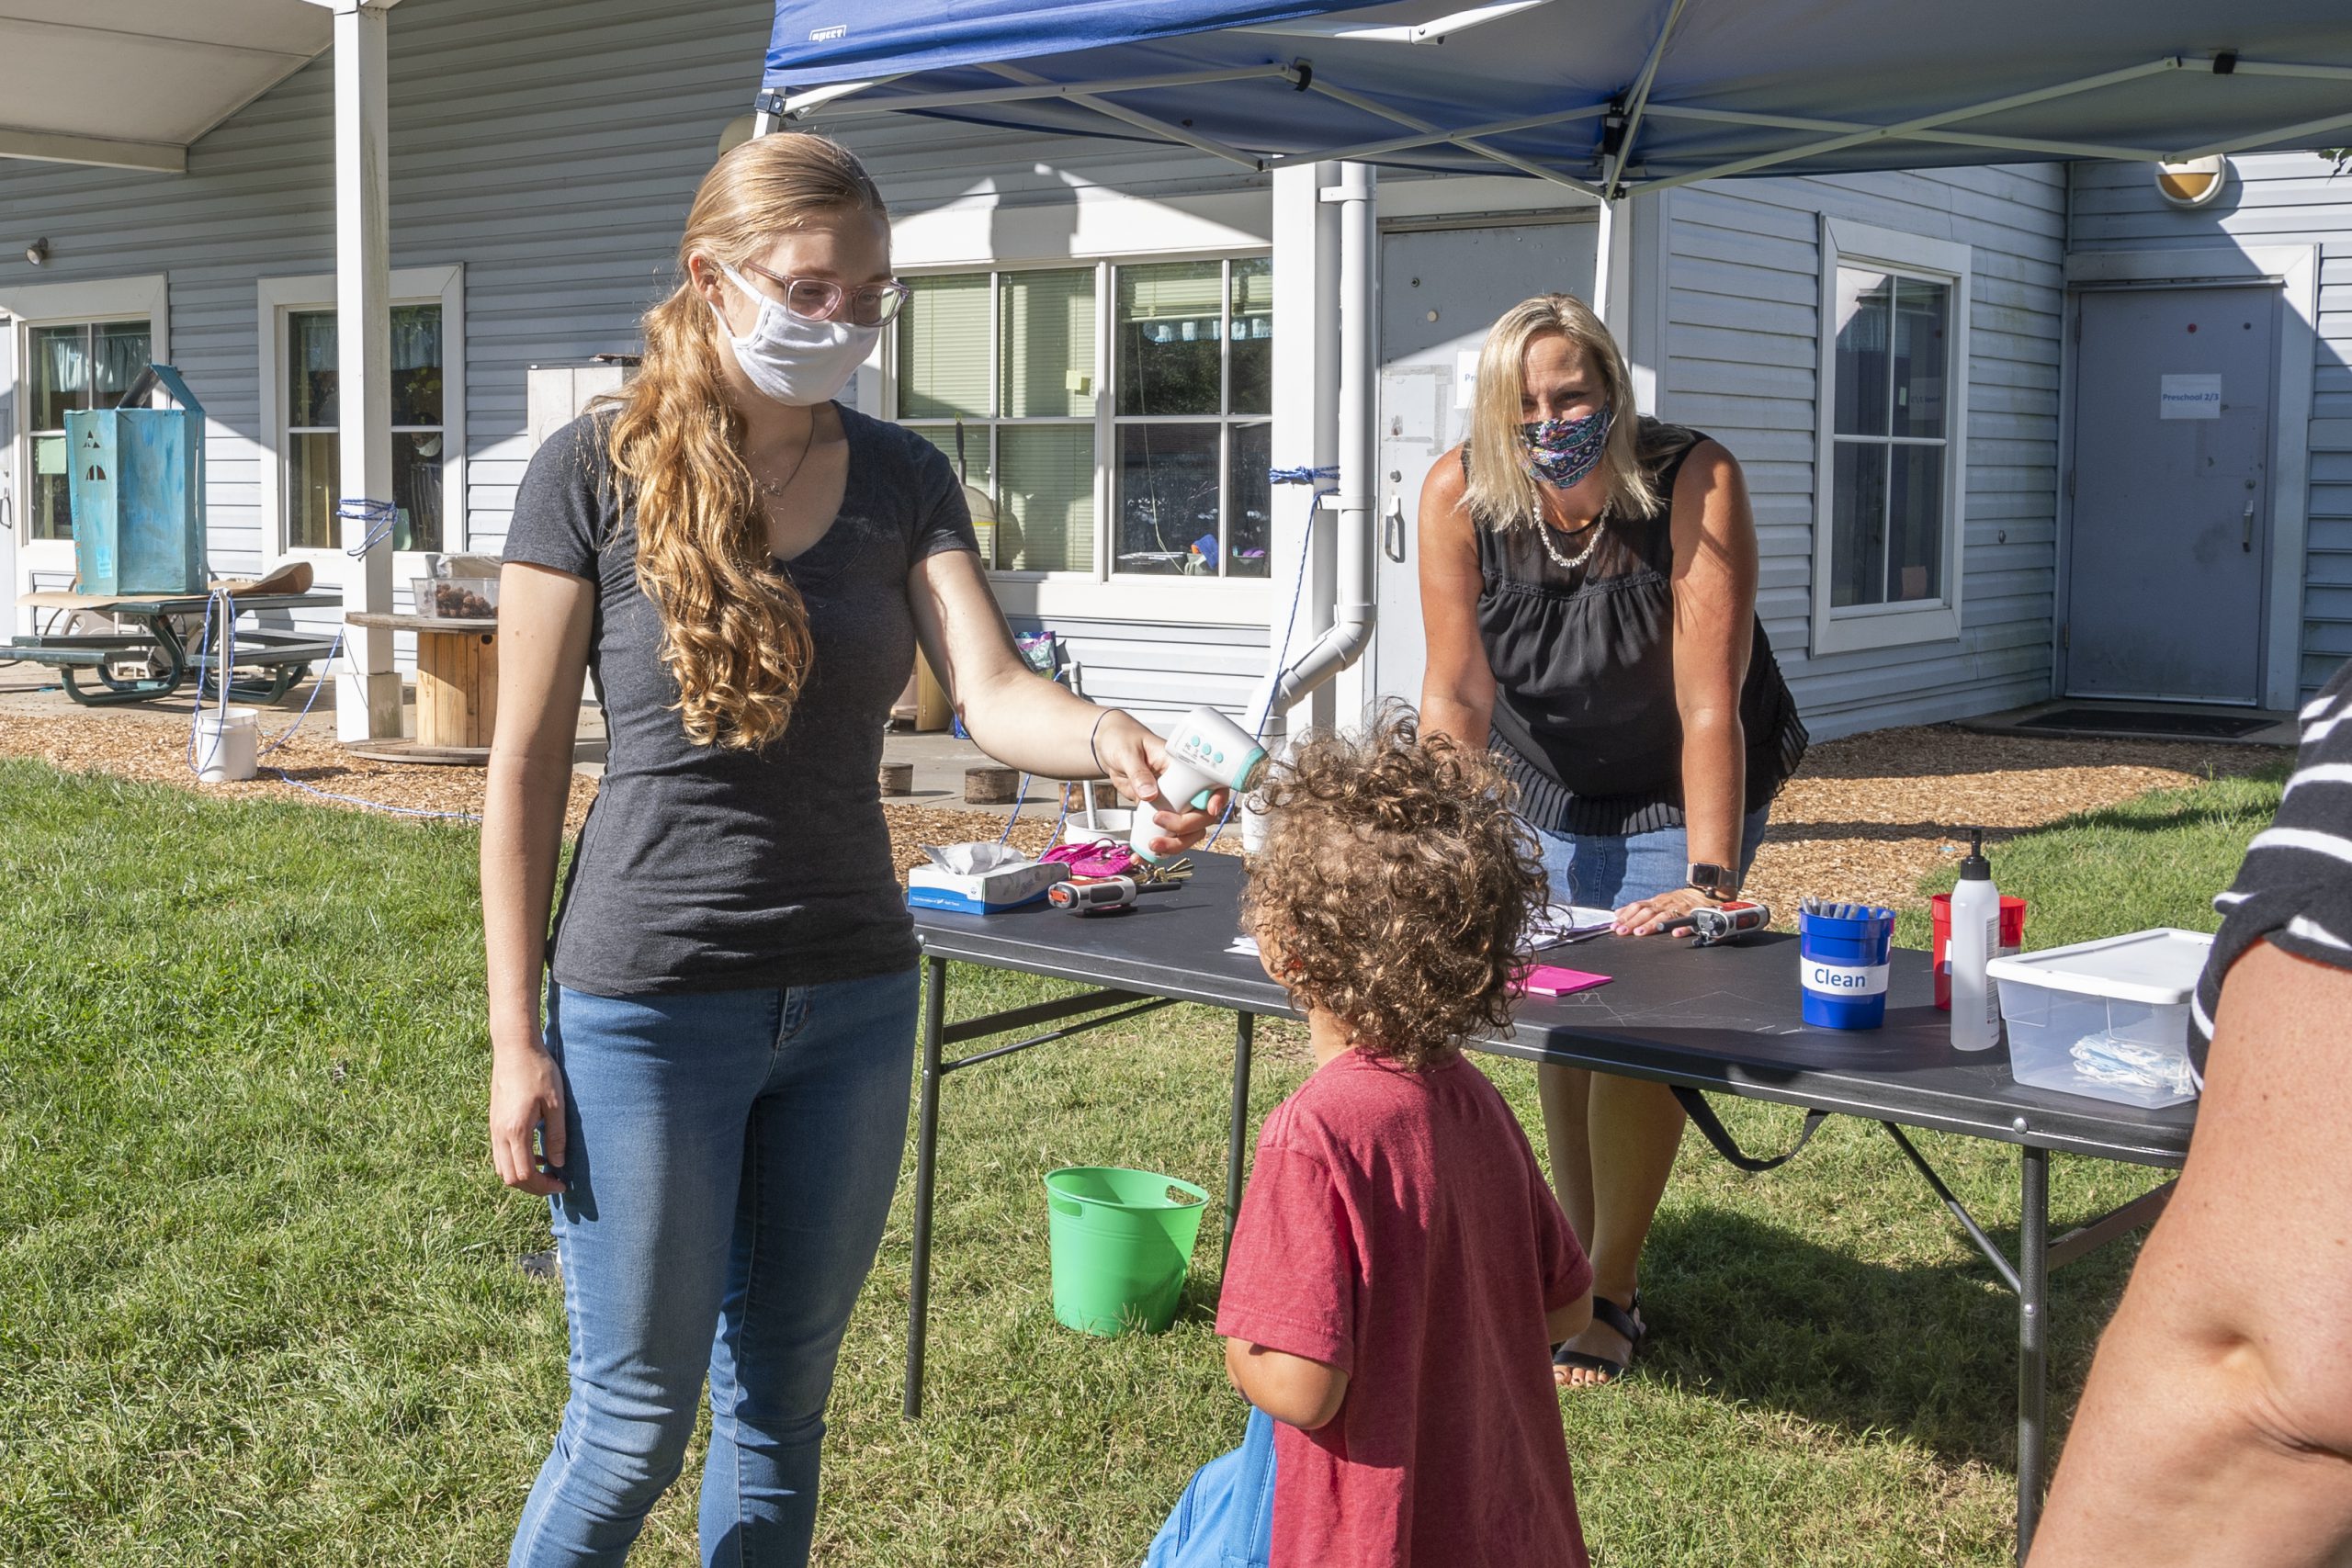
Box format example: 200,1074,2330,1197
1537,512,1607,572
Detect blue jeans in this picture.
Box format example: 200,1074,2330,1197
1529,803,1773,910
510,968,922,1568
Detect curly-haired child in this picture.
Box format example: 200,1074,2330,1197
1148,713,1595,1568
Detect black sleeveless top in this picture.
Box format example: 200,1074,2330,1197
1468,419,1807,837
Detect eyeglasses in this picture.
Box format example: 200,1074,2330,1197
738,262,911,327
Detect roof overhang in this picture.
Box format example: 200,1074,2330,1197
0,0,363,175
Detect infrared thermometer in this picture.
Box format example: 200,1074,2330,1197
1129,706,1269,864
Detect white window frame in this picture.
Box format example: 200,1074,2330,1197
0,273,169,603
888,249,1276,626
256,264,465,570
1811,218,1971,657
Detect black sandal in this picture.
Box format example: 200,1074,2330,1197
1552,1292,1645,1385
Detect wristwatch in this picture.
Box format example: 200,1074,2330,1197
1687,862,1739,901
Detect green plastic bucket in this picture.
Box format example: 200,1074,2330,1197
1043,1166,1212,1337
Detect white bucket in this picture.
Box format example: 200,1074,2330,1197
193,705,259,783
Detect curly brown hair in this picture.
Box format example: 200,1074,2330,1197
1242,711,1549,1068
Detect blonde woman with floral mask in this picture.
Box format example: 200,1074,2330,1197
1418,294,1808,1390
481,133,1221,1566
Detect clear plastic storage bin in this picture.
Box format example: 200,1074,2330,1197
1985,929,2212,1109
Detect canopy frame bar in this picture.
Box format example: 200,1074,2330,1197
1644,103,2171,164
1602,0,1689,198
1302,74,1607,197
1261,102,1609,170
2179,106,2352,161
1235,0,1555,45
1633,53,2190,192
979,60,1264,166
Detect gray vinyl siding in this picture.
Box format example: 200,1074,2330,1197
0,0,781,598
2068,152,2352,698
1657,164,2069,740
1007,616,1267,728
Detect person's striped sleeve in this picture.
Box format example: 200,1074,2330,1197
2189,659,2352,1084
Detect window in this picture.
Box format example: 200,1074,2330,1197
893,254,1272,581
1812,219,1971,656
284,305,447,551
26,320,152,541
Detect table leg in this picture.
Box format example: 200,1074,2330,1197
1226,1011,1254,1263
2017,1144,2050,1562
903,953,948,1420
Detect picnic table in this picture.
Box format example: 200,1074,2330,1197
6,589,342,706
905,851,2195,1561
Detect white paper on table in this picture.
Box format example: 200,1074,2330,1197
1527,904,1620,945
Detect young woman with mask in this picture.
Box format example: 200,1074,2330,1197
1418,294,1807,1389
482,133,1222,1565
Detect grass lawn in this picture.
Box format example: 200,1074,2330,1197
0,756,2286,1565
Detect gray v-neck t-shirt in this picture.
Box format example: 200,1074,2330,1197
503,407,978,997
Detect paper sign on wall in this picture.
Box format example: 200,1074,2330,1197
2160,373,2222,420
1456,349,1481,410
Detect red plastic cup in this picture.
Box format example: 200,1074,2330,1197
1929,893,2029,1010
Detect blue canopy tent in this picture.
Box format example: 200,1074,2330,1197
758,1,2352,197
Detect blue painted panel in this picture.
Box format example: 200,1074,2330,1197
66,365,207,595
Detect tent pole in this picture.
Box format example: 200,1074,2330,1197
1592,197,1615,324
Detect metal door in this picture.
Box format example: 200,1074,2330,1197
1374,220,1598,712
2066,286,2276,704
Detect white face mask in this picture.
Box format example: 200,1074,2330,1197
708,261,880,407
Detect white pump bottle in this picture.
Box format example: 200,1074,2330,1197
1949,828,2002,1052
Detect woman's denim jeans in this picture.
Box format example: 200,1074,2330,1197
509,967,921,1568
1530,803,1773,909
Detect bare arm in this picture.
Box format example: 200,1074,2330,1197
1616,440,1758,937
908,548,1225,851
481,561,595,1197
1225,1337,1350,1432
1416,448,1498,749
2029,940,2352,1566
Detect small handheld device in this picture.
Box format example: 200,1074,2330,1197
1047,875,1139,915
1663,899,1771,948
1130,706,1269,864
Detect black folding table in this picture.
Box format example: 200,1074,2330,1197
907,852,2195,1559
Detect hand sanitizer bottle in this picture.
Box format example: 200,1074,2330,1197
1949,829,2001,1052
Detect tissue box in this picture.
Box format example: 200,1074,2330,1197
906,859,1069,915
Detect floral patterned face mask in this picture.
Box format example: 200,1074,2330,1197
1520,405,1612,490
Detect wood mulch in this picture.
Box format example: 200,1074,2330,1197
0,689,2283,915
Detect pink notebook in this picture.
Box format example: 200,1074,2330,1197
1518,964,1612,998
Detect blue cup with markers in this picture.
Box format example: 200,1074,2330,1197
1799,906,1894,1029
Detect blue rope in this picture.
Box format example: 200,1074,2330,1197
1204,465,1338,850
337,498,400,558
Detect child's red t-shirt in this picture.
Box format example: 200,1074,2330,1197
1216,1049,1592,1568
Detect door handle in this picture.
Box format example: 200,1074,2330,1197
2243,501,2256,553
1382,494,1407,563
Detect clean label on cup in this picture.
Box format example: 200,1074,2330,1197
1804,959,1888,997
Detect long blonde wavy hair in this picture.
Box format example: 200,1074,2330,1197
1462,293,1657,531
604,132,887,750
